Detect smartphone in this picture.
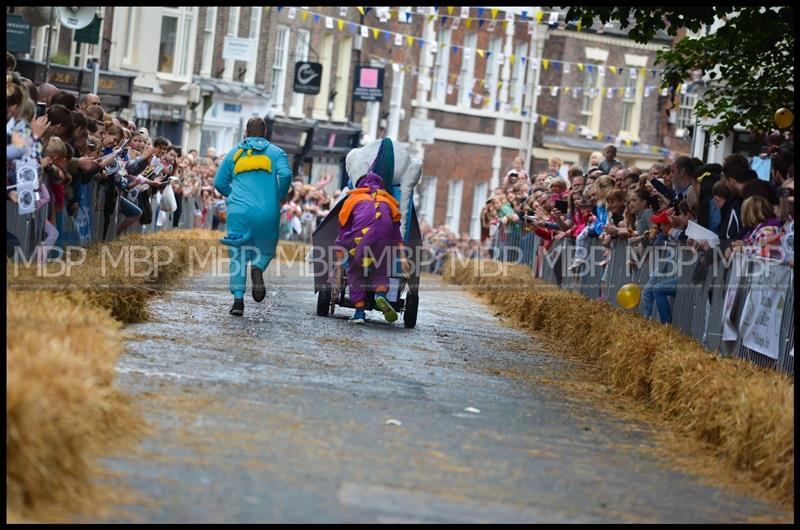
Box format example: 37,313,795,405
555,199,568,214
36,102,47,118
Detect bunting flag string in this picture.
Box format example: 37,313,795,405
290,8,666,77
359,50,660,107
529,111,677,156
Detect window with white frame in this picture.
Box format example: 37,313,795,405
579,66,597,128
289,29,310,116
158,16,178,73
485,37,502,105
431,27,451,104
470,182,488,240
70,7,104,69
445,180,463,233
387,68,405,137
158,8,196,79
421,177,438,225
362,101,381,143
458,33,477,107
333,35,352,121
123,7,137,65
223,7,240,81
179,9,195,76
510,42,527,112
34,24,60,63
245,7,262,84
677,89,697,132
200,7,217,76
620,74,637,133
271,26,290,111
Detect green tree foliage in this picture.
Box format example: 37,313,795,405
565,7,795,142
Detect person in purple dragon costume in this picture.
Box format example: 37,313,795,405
333,150,409,324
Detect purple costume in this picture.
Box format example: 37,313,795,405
334,172,403,306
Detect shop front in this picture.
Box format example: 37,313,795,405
307,122,362,191
14,58,135,112
265,116,316,179
133,103,186,147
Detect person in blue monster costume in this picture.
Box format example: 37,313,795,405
214,117,293,316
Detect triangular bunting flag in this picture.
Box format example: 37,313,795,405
478,19,485,29
313,14,320,24
567,124,576,133
465,19,472,29
337,19,344,31
302,11,309,22
447,7,454,16
407,35,414,47
609,66,617,75
491,9,498,19
509,55,515,65
428,15,436,22
542,59,549,70
478,8,484,18
476,49,484,58
576,20,582,32
356,7,365,15
502,21,508,31
372,28,380,39
536,12,544,23
539,115,548,125
577,63,584,72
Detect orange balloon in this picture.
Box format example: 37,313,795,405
774,108,794,129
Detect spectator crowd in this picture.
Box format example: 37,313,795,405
441,141,794,325
5,51,254,260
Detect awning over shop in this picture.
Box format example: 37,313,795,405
14,59,135,111
194,75,270,102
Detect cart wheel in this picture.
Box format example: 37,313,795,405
317,286,332,317
403,289,419,329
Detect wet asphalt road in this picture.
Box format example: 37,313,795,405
93,260,782,523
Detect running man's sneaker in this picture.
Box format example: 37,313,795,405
251,266,266,302
373,294,398,323
350,308,366,324
229,298,244,317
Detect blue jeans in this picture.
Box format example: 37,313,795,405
653,277,678,324
641,274,657,319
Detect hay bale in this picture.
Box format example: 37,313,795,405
6,229,223,519
445,257,794,505
6,291,139,517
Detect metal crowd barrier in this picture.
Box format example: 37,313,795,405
486,219,794,375
6,202,48,259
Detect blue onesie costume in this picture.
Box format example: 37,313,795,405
214,136,293,299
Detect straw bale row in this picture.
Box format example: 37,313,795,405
6,230,224,519
444,258,794,505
